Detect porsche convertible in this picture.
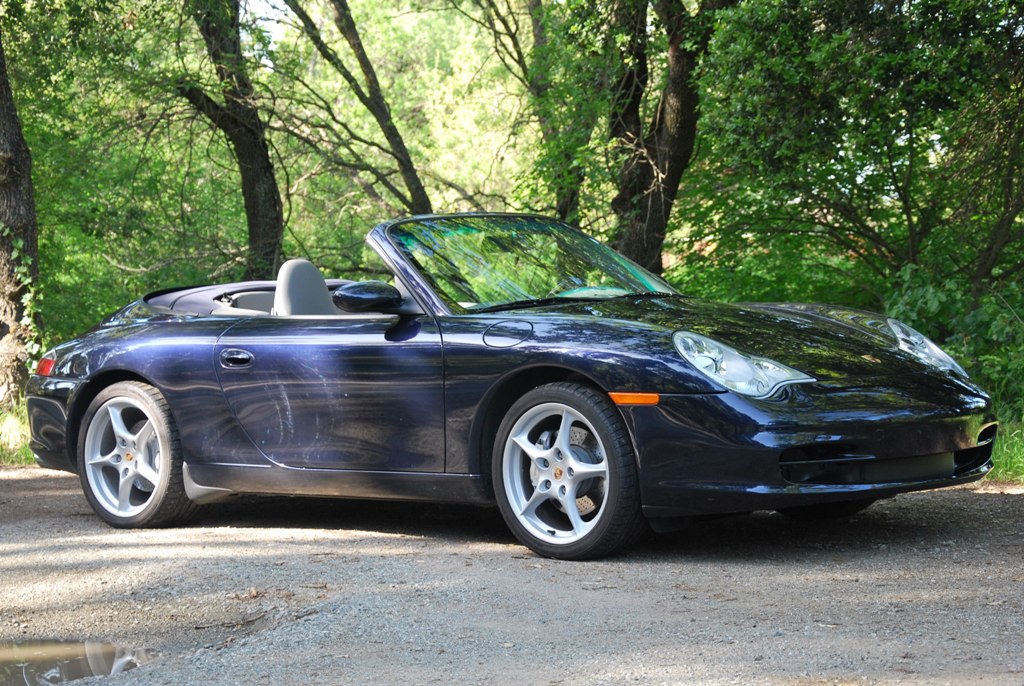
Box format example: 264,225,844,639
27,213,997,559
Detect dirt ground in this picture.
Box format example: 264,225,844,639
1,465,1022,685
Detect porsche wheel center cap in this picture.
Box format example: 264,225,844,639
125,452,134,462
553,467,564,480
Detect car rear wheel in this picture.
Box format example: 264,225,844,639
776,498,876,520
78,381,196,527
492,382,646,560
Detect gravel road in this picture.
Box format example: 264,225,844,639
1,465,1022,685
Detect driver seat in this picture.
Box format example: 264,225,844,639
272,259,337,316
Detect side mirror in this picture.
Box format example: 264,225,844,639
332,281,404,313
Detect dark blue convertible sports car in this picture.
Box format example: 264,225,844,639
27,214,997,559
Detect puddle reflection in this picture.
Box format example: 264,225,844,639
0,640,156,685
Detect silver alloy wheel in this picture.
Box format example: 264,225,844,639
501,401,610,545
83,396,165,518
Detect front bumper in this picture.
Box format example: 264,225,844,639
622,374,997,518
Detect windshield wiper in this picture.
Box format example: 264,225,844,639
616,291,677,299
470,296,603,313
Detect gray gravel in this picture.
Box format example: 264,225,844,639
1,465,1022,685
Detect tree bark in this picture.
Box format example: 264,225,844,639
0,28,39,409
609,0,735,273
181,0,284,279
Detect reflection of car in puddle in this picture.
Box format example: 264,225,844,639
0,640,156,685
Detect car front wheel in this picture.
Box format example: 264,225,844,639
78,381,196,528
492,382,646,560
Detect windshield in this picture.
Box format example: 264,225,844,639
387,215,676,312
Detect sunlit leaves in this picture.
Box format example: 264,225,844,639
683,0,1024,415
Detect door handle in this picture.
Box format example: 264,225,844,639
219,348,254,368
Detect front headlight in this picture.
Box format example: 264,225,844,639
673,331,815,398
886,318,967,377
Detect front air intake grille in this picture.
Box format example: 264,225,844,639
780,448,955,486
953,424,997,475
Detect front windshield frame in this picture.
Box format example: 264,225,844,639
381,214,677,315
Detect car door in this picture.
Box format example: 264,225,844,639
214,314,445,472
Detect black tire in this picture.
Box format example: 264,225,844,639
776,498,876,521
77,381,197,527
492,382,646,560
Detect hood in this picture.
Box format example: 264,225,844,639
523,296,937,382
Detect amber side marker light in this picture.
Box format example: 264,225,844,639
35,357,56,377
608,392,660,406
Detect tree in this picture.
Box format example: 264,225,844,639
462,0,735,246
698,0,1024,297
0,27,38,408
280,0,432,215
179,0,285,279
690,0,1024,413
453,0,608,223
607,0,736,273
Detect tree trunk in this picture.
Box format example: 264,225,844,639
0,28,39,409
609,0,735,273
181,0,284,280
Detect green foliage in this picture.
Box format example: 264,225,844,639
3,0,253,343
264,0,525,220
666,230,880,309
0,406,33,466
513,0,619,222
992,422,1024,482
887,266,1024,419
678,0,1023,420
696,0,1024,280
0,0,1018,454
0,225,40,359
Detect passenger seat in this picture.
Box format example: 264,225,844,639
272,259,338,316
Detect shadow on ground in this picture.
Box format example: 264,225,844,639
4,466,1019,563
188,486,1019,563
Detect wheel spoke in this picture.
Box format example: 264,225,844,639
568,457,607,480
134,419,161,487
560,487,592,537
106,405,132,444
518,483,551,518
135,459,160,488
555,409,577,455
116,471,135,513
511,433,543,460
87,449,119,467
131,419,155,451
